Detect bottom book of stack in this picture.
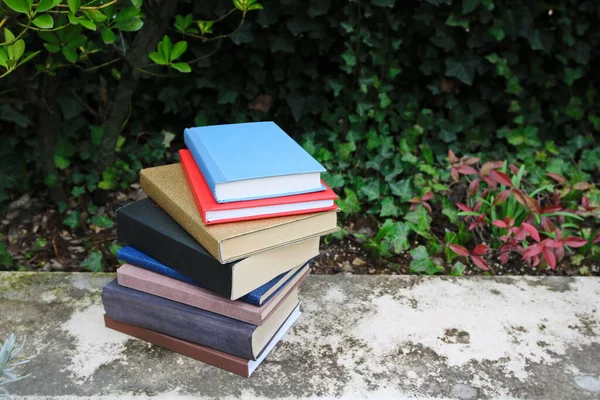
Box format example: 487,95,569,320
102,259,307,377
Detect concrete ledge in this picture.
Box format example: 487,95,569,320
1,272,599,399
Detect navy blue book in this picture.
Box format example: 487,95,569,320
116,198,320,300
117,246,309,306
184,121,326,203
102,280,300,360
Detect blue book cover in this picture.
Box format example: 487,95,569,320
117,246,307,306
183,121,326,203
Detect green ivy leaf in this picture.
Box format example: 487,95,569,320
91,215,114,228
171,62,191,73
101,27,116,44
71,186,85,197
327,80,343,97
82,250,103,272
338,188,360,215
380,197,399,217
462,0,479,13
67,0,80,14
390,179,413,200
62,211,81,229
372,0,395,7
54,155,70,169
565,97,584,120
32,14,54,29
391,222,411,253
445,57,478,85
218,89,238,104
564,67,583,87
409,246,440,275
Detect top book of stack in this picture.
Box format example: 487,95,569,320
184,121,327,203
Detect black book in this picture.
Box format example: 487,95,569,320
116,198,319,300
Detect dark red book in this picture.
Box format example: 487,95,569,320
179,149,338,225
104,301,301,377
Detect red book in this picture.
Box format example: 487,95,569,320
179,149,338,225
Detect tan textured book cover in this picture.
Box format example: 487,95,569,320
117,263,309,325
140,164,338,263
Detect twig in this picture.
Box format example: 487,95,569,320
70,89,98,118
31,0,117,10
185,39,222,64
82,57,122,72
0,17,7,30
51,238,61,263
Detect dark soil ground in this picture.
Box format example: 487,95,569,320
1,187,598,276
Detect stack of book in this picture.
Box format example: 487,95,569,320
101,121,339,377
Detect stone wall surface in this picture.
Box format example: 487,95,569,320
1,272,599,400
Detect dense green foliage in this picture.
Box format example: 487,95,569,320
1,0,599,271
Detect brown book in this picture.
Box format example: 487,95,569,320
103,302,301,378
140,164,338,263
117,263,309,325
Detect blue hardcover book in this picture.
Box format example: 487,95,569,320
117,246,308,306
183,121,326,203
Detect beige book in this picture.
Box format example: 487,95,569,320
140,164,338,263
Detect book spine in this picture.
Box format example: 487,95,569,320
140,170,224,262
184,128,225,198
116,209,234,298
102,280,256,360
104,315,250,378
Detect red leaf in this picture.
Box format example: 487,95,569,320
449,244,470,257
451,168,459,182
493,189,511,205
493,220,508,228
521,223,540,242
422,191,434,201
482,176,498,189
499,250,510,264
491,170,513,187
456,165,478,175
541,205,562,213
563,237,588,248
464,157,481,165
522,244,543,259
472,244,488,256
468,222,479,231
545,239,563,248
542,247,557,270
509,164,520,175
573,182,592,191
594,233,600,245
468,179,480,198
527,197,542,214
471,255,491,271
582,195,589,209
408,197,422,204
456,203,472,212
473,202,483,212
512,189,527,206
422,201,432,213
540,217,555,233
555,246,565,262
546,173,566,185
448,149,457,165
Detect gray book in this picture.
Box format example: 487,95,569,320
101,280,299,360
